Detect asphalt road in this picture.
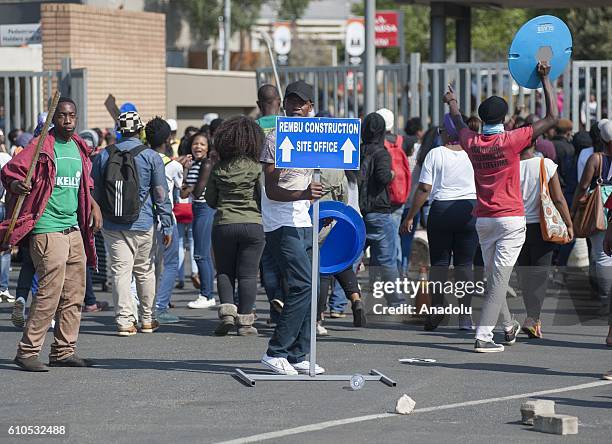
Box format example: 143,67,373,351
0,268,610,444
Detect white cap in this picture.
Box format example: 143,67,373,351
376,108,394,132
166,118,177,132
203,113,219,126
599,119,612,143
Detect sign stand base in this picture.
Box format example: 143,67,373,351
234,368,396,388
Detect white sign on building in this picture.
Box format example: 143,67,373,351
0,24,41,46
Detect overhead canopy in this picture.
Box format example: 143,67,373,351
397,0,610,7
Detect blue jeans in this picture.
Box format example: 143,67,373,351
0,205,10,291
266,226,313,363
85,267,96,306
16,245,38,302
364,212,402,304
177,222,197,283
192,202,216,299
390,205,404,273
260,240,285,324
400,208,420,275
155,223,180,311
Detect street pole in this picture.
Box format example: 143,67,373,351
399,10,408,132
364,0,376,114
224,0,231,70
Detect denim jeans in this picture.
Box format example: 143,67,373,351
260,240,285,324
177,222,197,283
400,208,420,276
265,226,313,363
155,223,180,311
192,202,216,299
390,205,404,273
364,212,402,304
84,267,96,306
0,204,10,291
16,245,38,302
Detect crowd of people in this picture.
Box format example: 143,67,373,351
0,61,610,380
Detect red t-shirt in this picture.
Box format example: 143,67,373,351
459,126,534,218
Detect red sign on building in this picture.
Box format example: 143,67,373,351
375,11,399,48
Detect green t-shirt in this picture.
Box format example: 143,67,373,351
256,115,277,136
32,139,82,234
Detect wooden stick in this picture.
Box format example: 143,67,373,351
2,91,61,247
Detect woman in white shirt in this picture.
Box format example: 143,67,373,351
401,115,477,331
518,143,573,339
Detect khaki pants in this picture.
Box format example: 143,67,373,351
17,230,86,360
103,228,156,327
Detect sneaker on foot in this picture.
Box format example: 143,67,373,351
503,320,521,345
188,296,216,309
521,317,542,339
0,289,15,303
261,354,298,375
156,311,180,324
474,339,505,353
292,360,325,375
11,297,26,328
329,311,346,319
316,323,329,336
140,319,160,333
458,314,474,331
117,323,137,337
270,299,284,313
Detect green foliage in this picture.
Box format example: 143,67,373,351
472,9,529,61
179,0,221,43
565,7,612,60
231,0,265,32
277,0,310,22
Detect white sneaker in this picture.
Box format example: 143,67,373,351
11,297,26,328
0,289,15,303
261,354,298,375
187,296,216,309
316,323,329,336
292,360,325,375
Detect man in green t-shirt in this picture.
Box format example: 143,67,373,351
5,97,102,372
256,84,281,136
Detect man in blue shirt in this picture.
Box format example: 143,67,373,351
92,111,173,336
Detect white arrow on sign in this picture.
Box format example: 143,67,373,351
340,138,356,163
279,136,294,162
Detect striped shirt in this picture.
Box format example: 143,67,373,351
185,160,206,202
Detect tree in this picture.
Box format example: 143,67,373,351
277,0,309,22
565,7,612,60
180,0,222,45
231,0,265,69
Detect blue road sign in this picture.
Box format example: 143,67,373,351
275,116,361,170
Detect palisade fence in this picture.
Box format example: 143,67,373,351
1,59,87,137
256,55,611,133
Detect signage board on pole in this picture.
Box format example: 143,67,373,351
0,24,41,46
345,19,365,58
375,11,400,48
273,23,292,55
275,116,361,170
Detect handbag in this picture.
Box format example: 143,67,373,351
538,158,570,244
173,202,193,224
572,153,606,238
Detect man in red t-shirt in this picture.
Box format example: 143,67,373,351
444,62,558,353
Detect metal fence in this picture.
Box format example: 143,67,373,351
1,60,87,138
256,55,609,134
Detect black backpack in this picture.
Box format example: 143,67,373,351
99,144,148,224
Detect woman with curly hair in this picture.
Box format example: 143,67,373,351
204,116,266,336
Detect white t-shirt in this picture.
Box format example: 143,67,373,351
260,130,312,233
577,147,594,183
419,146,476,201
0,152,11,204
520,157,558,224
164,159,183,207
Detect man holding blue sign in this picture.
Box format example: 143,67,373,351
260,80,325,376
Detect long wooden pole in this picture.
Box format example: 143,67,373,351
2,90,61,247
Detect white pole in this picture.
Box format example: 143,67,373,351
224,0,231,70
364,0,376,114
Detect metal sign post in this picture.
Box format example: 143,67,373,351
235,116,395,388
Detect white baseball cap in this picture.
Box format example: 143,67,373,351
599,119,612,143
203,113,219,126
166,118,178,132
376,108,394,132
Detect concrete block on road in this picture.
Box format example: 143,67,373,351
533,414,578,435
395,394,416,415
521,399,555,425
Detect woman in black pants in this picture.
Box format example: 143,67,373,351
204,116,266,336
401,116,478,331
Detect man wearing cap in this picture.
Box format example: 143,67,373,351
92,111,173,336
1,97,101,371
259,80,324,375
444,61,559,353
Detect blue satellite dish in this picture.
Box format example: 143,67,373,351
508,15,572,90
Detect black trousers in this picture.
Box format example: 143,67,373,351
318,266,360,320
211,223,265,314
426,199,478,309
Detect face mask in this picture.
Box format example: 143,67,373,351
308,109,315,118
482,123,505,135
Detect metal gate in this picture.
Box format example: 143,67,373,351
1,59,87,138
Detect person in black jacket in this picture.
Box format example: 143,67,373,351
359,112,403,305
